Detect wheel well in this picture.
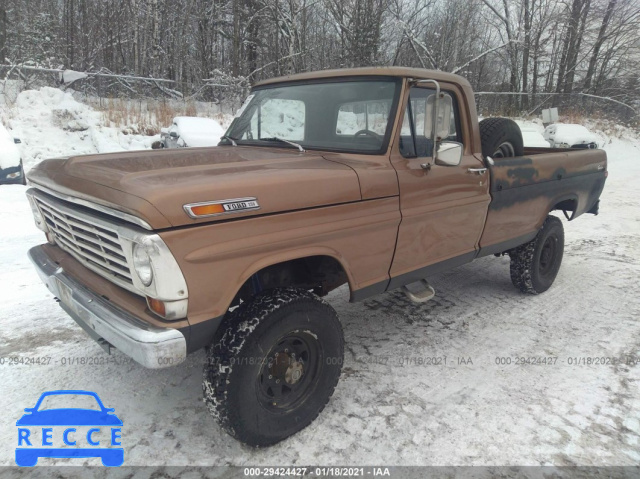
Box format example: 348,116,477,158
230,256,349,308
551,197,577,220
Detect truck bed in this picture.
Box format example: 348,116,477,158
478,147,607,256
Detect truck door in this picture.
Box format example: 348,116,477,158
388,82,491,289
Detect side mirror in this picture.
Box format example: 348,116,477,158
169,131,179,139
435,141,463,166
425,94,453,140
14,138,21,144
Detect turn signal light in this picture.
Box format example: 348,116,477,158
147,297,166,317
189,204,225,217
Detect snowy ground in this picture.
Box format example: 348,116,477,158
1,90,639,467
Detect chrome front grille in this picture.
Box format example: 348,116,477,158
34,196,134,288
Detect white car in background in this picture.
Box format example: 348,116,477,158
519,125,551,148
152,116,225,149
0,123,26,185
543,123,600,149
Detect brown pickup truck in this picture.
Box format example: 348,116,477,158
25,67,606,447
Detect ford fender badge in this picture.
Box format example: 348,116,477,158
183,197,260,218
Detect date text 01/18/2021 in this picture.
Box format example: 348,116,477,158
243,467,391,476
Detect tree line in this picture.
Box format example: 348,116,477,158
0,0,638,111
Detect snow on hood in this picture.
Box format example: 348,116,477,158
172,117,225,147
0,123,21,169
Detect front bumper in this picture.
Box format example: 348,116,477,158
28,245,187,369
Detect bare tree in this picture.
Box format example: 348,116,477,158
0,0,637,110
0,0,7,64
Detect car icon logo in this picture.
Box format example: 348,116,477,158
16,390,123,467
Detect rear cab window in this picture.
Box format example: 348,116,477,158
336,100,392,137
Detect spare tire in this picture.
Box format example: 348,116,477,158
479,117,524,159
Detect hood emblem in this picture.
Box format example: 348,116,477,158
183,197,260,219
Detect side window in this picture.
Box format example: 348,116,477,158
399,88,461,158
246,98,305,141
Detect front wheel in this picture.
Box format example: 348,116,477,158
509,216,565,294
203,287,344,447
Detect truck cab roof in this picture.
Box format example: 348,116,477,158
255,66,473,90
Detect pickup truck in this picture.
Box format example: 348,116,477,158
25,67,607,447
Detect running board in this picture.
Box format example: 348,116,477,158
402,279,435,303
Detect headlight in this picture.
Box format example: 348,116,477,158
133,242,153,286
127,235,188,319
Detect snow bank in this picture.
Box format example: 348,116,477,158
7,87,157,169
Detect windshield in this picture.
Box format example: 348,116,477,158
224,78,401,153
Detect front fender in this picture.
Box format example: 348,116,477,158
160,197,401,328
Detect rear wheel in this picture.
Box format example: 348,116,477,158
479,117,524,159
203,287,344,447
509,216,564,294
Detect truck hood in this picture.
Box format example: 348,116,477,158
27,146,362,229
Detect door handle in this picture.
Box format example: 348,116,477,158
468,168,487,174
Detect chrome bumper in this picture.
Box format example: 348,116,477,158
28,245,187,369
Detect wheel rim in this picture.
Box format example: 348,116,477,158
539,235,558,277
492,141,516,158
256,331,321,411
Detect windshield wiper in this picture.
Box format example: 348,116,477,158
220,135,238,146
258,136,305,152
